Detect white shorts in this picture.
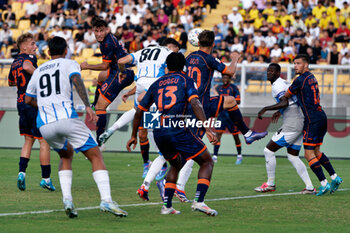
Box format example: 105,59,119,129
39,118,97,153
135,77,158,107
271,129,302,151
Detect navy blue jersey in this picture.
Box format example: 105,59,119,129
138,71,199,119
8,53,37,103
288,71,326,123
186,50,227,105
216,83,240,101
100,33,128,71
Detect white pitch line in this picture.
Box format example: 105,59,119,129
1,188,349,217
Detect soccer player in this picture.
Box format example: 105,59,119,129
99,39,180,184
213,74,243,165
25,36,127,218
258,55,343,196
80,19,134,146
171,30,268,202
8,33,55,191
127,52,218,216
255,63,315,194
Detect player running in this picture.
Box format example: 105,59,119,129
25,37,127,218
99,39,180,184
258,55,342,196
255,63,315,194
127,52,219,216
212,74,243,165
8,33,55,191
80,19,134,146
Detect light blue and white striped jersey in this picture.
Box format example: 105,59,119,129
26,58,80,128
131,46,171,80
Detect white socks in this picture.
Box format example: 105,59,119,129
143,155,166,190
264,147,276,186
177,159,194,191
92,170,112,203
287,154,314,190
109,108,136,133
58,170,73,201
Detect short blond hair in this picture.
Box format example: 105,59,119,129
17,33,34,50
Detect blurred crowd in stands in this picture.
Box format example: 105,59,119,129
0,0,219,59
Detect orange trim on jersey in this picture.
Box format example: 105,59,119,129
140,140,149,146
235,97,241,101
20,133,33,138
316,142,323,146
103,59,112,63
138,105,148,111
308,157,319,166
33,136,43,140
198,178,210,186
107,69,110,78
186,146,207,161
23,59,33,66
214,95,223,117
227,104,239,111
222,65,228,74
215,129,226,133
138,126,144,130
303,142,317,146
232,132,240,135
98,89,112,104
236,143,241,147
96,110,107,115
188,94,199,102
165,182,177,189
287,88,293,96
97,81,103,86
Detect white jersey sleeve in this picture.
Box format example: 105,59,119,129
272,77,297,105
26,71,39,98
132,46,171,80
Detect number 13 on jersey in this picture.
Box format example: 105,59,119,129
158,86,177,111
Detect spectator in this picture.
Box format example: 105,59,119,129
254,12,264,30
4,5,16,28
253,30,264,47
341,52,350,66
74,27,85,55
292,16,307,32
231,37,244,53
169,8,180,25
312,40,322,60
124,0,135,15
122,27,134,50
319,11,331,30
243,21,254,36
168,25,180,40
150,0,160,14
312,2,327,20
327,0,338,18
283,39,296,61
217,15,230,37
163,0,174,16
228,7,243,30
341,2,350,18
180,9,193,32
65,9,77,29
0,23,13,50
108,16,118,34
240,0,254,10
10,41,19,59
193,8,203,27
272,20,284,34
24,0,39,25
300,0,312,20
130,7,142,25
116,7,127,27
327,22,337,38
35,26,48,56
213,25,224,48
37,0,50,26
143,33,158,47
83,27,99,54
245,38,256,57
271,43,282,61
61,26,75,58
28,23,38,35
224,27,236,46
305,31,315,46
340,42,350,56
158,9,169,27
249,3,259,21
255,0,267,12
319,30,333,47
328,43,341,64
319,44,329,63
49,9,65,29
129,35,143,52
178,24,187,54
304,13,317,29
260,20,270,37
331,9,345,28
298,38,310,54
136,0,148,16
263,2,274,17
307,47,318,64
309,22,320,39
335,22,350,42
257,41,270,61
265,31,277,49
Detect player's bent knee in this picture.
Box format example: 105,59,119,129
223,96,236,109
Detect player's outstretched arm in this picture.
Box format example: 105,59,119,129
80,61,109,71
117,54,133,73
122,86,136,103
71,73,97,122
126,108,142,151
23,60,36,75
223,51,241,76
258,96,289,119
190,98,218,144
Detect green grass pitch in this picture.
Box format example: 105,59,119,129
0,149,349,233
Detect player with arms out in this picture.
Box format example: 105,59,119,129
255,63,315,194
258,55,342,196
25,37,127,218
127,52,219,216
8,33,55,191
212,74,243,165
170,30,268,203
80,19,135,146
99,39,180,184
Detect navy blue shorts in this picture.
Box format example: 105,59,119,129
154,128,207,161
99,69,134,104
303,116,327,150
188,95,224,138
17,103,42,139
215,110,239,135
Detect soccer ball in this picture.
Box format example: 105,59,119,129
188,28,203,47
